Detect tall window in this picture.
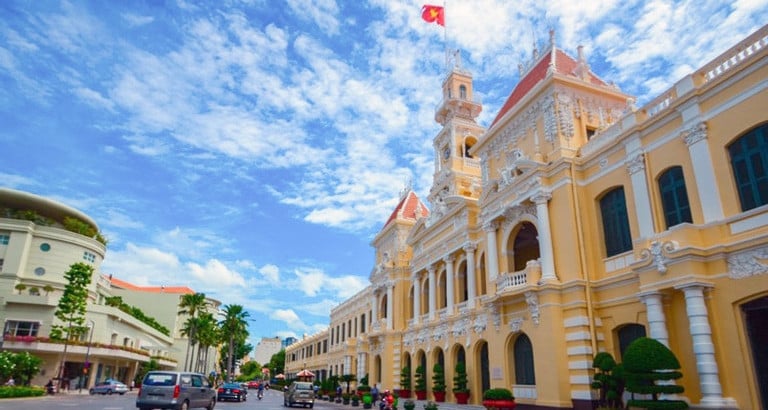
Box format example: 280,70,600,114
513,334,536,384
459,85,467,99
600,187,633,257
729,124,768,211
658,166,693,228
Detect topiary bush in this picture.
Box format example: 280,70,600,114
623,337,687,410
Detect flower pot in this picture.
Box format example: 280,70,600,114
482,399,516,410
397,389,411,399
415,391,427,400
454,391,470,404
433,391,446,402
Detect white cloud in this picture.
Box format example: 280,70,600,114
259,264,280,283
122,13,154,27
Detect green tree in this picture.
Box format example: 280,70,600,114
218,304,250,381
50,262,94,340
432,363,445,392
135,358,160,386
414,365,426,392
623,337,687,410
400,366,411,391
452,362,468,394
179,292,208,372
0,352,16,384
267,349,286,376
12,352,43,386
591,352,624,409
194,311,219,373
341,374,356,394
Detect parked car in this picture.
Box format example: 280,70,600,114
136,371,216,410
283,381,314,408
90,380,129,395
246,380,260,389
217,382,247,402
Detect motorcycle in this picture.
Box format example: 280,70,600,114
257,390,264,400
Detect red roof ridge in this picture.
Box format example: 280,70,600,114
107,275,195,294
490,46,609,127
383,190,429,228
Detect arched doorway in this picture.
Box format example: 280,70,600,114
509,222,540,272
477,341,490,394
743,296,768,409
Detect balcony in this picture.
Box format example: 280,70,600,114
496,260,541,292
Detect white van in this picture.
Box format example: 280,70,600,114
136,371,216,410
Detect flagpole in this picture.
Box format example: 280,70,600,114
443,0,448,70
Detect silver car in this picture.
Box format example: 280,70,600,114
136,371,216,410
283,381,315,408
90,379,129,395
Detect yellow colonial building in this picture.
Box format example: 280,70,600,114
287,25,768,409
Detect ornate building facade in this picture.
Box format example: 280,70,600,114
286,26,768,409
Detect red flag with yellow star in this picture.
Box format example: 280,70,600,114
421,5,444,26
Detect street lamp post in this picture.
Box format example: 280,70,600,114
78,320,95,393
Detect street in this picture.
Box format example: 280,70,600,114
0,388,362,410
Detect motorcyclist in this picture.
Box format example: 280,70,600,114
257,381,265,399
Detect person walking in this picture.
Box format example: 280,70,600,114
371,385,379,405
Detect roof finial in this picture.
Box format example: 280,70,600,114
549,29,557,73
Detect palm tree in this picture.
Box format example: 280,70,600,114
194,312,218,373
178,293,207,371
218,304,249,381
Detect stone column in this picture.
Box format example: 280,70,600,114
386,282,394,330
639,291,670,347
371,289,379,330
682,123,724,223
626,151,655,238
412,272,421,324
483,222,499,281
444,255,455,314
428,265,437,320
532,192,557,282
675,283,736,408
464,243,477,308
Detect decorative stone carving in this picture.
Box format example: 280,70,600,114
639,241,678,274
525,291,540,325
626,152,645,175
473,314,487,334
509,317,524,333
727,247,768,279
681,122,708,146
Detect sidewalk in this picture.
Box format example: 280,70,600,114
322,397,484,410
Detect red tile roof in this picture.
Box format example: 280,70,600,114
491,48,608,127
108,275,195,294
383,191,428,228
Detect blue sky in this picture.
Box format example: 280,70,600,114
2,0,766,349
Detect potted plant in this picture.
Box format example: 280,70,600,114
414,365,427,400
362,392,373,409
399,366,412,398
351,394,360,406
343,392,351,405
482,388,515,410
431,364,446,402
452,362,470,404
403,399,416,410
423,401,439,410
14,283,26,294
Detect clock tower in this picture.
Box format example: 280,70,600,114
428,50,485,217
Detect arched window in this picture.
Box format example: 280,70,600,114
658,166,692,228
729,124,768,211
459,85,467,99
510,222,540,271
513,334,536,384
599,187,633,257
617,324,646,360
479,342,490,393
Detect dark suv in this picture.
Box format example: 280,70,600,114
283,381,315,408
136,371,216,410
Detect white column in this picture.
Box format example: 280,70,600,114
676,283,736,408
444,255,455,314
682,123,724,223
386,283,394,330
483,222,499,281
428,265,436,320
412,273,421,325
532,192,557,282
464,243,477,308
371,290,379,330
626,152,655,238
639,291,669,347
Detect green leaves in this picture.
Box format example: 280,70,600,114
51,263,93,341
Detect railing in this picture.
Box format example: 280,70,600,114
496,260,541,291
698,24,768,84
643,88,677,118
434,94,483,113
463,158,480,169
